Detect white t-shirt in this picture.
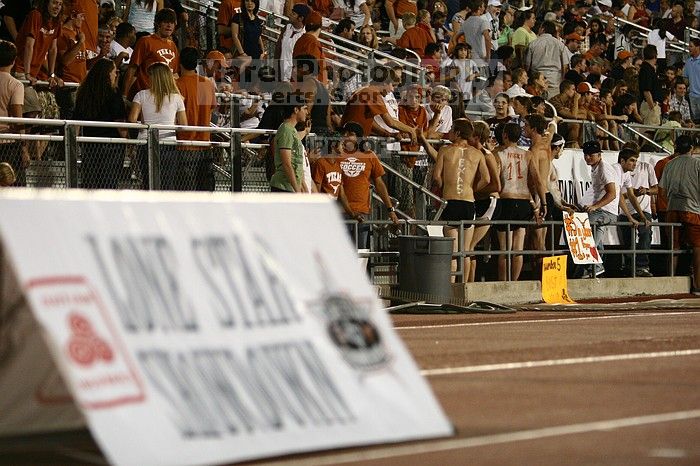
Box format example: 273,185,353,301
647,29,674,59
280,24,305,82
447,58,478,99
133,90,185,139
424,104,453,136
374,92,400,151
109,40,133,65
625,161,658,213
587,160,622,216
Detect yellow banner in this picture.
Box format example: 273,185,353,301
541,255,575,304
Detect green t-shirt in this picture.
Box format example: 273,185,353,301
511,27,536,47
270,122,304,192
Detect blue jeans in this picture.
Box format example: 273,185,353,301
690,95,700,122
618,212,652,272
576,209,617,277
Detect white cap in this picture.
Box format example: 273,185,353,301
488,0,502,7
598,0,612,7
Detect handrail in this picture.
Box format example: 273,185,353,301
378,160,447,222
621,123,671,154
18,79,80,88
626,123,700,133
607,15,689,52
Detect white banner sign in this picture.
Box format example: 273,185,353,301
0,190,452,466
562,211,603,265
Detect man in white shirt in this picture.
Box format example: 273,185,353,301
109,22,135,67
482,0,501,52
577,140,620,278
278,4,308,82
614,148,655,277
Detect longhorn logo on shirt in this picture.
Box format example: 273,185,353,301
156,48,176,67
340,157,366,178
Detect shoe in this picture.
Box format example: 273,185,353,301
636,268,653,277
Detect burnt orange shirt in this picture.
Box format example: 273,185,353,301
57,27,87,83
340,85,388,141
292,33,327,83
14,10,60,76
396,26,432,58
393,0,418,17
296,0,333,16
176,74,217,146
128,34,179,98
217,0,241,50
312,156,343,198
398,105,428,167
340,151,385,214
655,155,676,213
69,0,99,56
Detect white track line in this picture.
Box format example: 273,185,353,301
261,409,700,466
396,311,700,330
421,349,700,376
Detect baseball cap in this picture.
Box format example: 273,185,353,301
582,140,602,155
564,32,584,41
577,82,599,94
617,50,633,60
292,3,311,18
340,122,364,138
488,0,502,7
304,10,322,27
206,50,226,61
598,0,612,7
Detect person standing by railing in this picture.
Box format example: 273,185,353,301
56,7,88,119
230,0,266,83
67,0,99,60
127,62,187,189
292,10,327,84
684,38,700,124
0,40,28,186
216,0,241,51
73,58,127,189
122,8,179,99
269,92,307,193
276,3,309,82
14,0,63,89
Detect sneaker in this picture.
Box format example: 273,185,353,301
636,268,653,277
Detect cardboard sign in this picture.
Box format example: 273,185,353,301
0,190,452,466
562,211,603,265
541,255,575,304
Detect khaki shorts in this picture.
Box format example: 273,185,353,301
640,101,661,126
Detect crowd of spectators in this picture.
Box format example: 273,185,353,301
0,0,699,284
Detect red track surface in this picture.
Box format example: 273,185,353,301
2,298,700,465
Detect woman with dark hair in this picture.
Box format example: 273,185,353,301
73,58,127,189
14,0,62,86
231,0,265,80
123,0,164,34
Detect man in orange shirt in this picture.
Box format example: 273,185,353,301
66,0,99,59
292,10,327,83
56,7,88,119
216,0,241,50
14,0,63,85
386,0,417,37
390,12,432,58
176,47,217,190
341,65,417,143
123,8,180,98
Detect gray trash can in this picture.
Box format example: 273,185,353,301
398,235,454,301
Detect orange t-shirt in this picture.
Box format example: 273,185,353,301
398,105,428,167
129,34,179,98
69,0,99,56
340,85,388,141
396,26,432,58
176,74,217,146
340,151,385,214
393,0,418,17
654,155,676,213
217,0,241,50
292,33,327,83
296,0,333,16
57,27,87,84
14,10,60,76
312,157,344,198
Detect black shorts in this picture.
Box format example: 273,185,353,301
475,196,501,221
545,192,563,222
442,200,475,223
496,198,533,231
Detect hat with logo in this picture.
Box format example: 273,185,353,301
488,0,502,7
582,140,602,155
577,81,599,94
617,50,633,60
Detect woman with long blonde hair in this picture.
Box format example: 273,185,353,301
128,62,187,189
357,24,379,49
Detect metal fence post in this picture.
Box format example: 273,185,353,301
63,123,78,188
147,127,161,190
231,130,242,192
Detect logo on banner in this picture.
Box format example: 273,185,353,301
66,313,114,367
